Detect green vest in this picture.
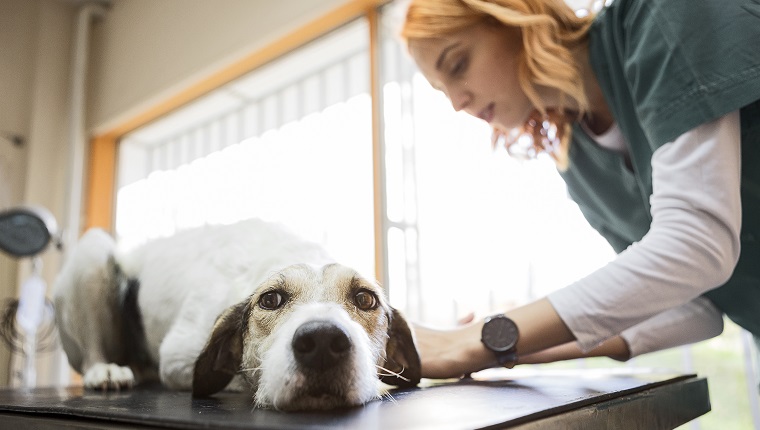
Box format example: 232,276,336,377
560,0,760,336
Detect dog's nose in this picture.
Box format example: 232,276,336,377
292,321,351,370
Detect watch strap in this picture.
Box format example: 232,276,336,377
494,349,518,369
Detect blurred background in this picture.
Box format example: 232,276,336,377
0,0,757,428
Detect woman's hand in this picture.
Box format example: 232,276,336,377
412,298,580,379
411,319,495,379
412,298,577,379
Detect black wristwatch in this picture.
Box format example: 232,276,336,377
481,314,519,369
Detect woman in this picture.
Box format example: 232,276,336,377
401,0,760,379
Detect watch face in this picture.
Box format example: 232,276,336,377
482,316,519,352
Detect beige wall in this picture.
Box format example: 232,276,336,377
88,0,347,133
0,0,37,386
0,0,36,345
0,0,76,386
0,0,367,387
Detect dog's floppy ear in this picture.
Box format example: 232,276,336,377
380,307,421,387
192,300,249,397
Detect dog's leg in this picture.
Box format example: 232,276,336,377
159,323,206,390
158,283,234,391
53,229,136,390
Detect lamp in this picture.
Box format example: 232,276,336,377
0,205,59,258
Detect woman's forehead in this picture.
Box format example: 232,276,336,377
407,29,466,60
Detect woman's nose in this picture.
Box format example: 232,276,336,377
449,87,472,112
451,93,472,112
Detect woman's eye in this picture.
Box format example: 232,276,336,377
258,291,285,310
450,57,468,76
354,290,378,311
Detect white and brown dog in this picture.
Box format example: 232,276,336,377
52,218,420,411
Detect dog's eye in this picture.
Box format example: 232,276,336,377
258,291,285,310
354,290,378,310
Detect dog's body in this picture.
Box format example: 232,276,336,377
52,219,419,410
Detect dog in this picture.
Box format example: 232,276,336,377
51,218,420,411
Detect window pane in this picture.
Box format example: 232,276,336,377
115,19,375,279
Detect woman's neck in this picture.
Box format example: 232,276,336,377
575,44,614,135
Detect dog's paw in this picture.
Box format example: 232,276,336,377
83,363,135,390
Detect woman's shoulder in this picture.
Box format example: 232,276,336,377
592,0,760,72
589,0,760,146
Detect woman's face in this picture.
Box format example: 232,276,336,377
408,21,536,131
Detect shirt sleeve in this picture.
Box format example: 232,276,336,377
620,296,724,358
548,109,742,352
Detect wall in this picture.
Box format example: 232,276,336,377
0,0,35,306
88,0,348,133
0,0,36,387
0,0,76,386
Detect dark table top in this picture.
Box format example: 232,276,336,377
0,368,710,430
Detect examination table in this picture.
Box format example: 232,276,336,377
0,368,709,429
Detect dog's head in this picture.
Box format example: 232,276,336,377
192,263,420,410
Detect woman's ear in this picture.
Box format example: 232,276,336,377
192,300,249,397
379,307,421,387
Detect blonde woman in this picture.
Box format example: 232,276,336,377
402,0,760,379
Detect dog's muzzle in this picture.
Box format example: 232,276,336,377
292,321,352,370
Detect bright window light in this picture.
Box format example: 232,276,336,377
115,20,376,280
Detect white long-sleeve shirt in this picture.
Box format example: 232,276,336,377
548,110,742,357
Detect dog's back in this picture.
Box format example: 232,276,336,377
117,220,334,364
53,219,334,389
52,219,420,408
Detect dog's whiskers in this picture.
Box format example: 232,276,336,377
238,366,262,375
381,391,398,404
375,364,411,382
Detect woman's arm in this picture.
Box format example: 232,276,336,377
415,293,724,378
413,298,575,379
414,110,740,378
549,110,742,352
519,296,724,364
519,337,630,364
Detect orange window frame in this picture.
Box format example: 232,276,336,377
85,0,390,282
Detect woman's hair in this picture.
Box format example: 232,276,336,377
401,0,595,169
402,0,593,115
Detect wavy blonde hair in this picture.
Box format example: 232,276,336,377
401,0,595,168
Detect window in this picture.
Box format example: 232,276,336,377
115,20,376,279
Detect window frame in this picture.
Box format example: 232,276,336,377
85,0,391,283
